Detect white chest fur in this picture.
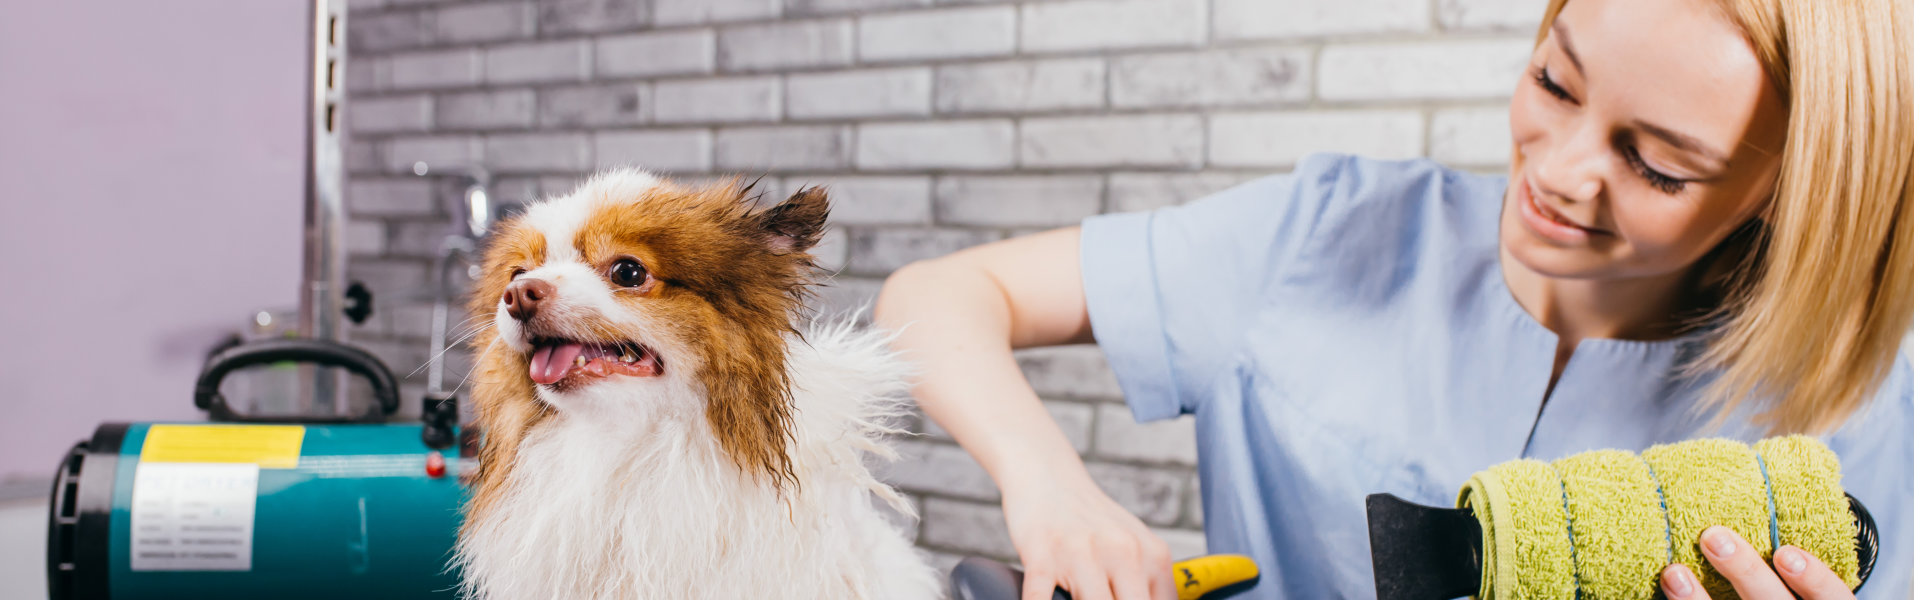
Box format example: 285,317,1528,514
455,323,939,600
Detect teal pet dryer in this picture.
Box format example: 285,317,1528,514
44,2,490,596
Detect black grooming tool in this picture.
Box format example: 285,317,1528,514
1364,492,1880,600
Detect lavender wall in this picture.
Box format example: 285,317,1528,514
0,0,312,483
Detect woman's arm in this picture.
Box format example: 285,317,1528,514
875,227,1175,600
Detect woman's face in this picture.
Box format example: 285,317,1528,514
1502,0,1788,282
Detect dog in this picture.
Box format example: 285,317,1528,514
453,170,939,599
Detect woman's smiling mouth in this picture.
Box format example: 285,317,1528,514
1517,176,1611,244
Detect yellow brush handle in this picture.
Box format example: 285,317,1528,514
1172,554,1259,600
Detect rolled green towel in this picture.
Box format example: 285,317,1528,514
1456,436,1859,599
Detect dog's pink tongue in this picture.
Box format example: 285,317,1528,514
529,343,585,385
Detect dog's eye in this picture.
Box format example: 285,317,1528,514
509,267,526,280
608,259,648,288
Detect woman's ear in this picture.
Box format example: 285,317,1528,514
759,187,829,255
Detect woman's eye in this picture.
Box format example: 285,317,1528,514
608,258,648,287
1624,146,1687,195
1532,66,1576,103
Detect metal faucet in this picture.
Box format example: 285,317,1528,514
412,161,494,448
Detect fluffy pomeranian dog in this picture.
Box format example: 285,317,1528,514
453,170,938,600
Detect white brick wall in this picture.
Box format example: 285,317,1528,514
383,135,481,172
856,120,1016,170
595,129,713,172
438,90,536,130
1209,110,1425,168
1214,0,1430,40
936,58,1105,114
1094,406,1199,465
1440,0,1549,31
1318,39,1533,101
786,67,931,119
882,440,1001,501
540,0,648,34
485,132,591,171
718,20,854,71
386,49,481,90
793,0,932,16
350,95,433,134
484,41,591,85
655,0,780,26
539,84,649,127
1020,114,1204,168
653,76,781,123
857,6,1016,62
715,125,853,171
1109,48,1312,108
342,0,1534,572
435,2,536,44
847,227,999,273
1020,0,1207,53
595,30,715,78
1430,106,1514,167
347,178,436,216
933,175,1103,227
781,175,933,225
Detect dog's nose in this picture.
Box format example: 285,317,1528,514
503,278,555,322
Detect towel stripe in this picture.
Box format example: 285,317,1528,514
1639,456,1677,566
1549,464,1584,600
1754,451,1783,552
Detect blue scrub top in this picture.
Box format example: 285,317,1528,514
1079,154,1913,599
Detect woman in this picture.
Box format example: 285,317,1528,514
873,0,1911,598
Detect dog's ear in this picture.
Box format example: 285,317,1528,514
758,187,828,255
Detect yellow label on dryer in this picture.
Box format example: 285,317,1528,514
140,425,306,469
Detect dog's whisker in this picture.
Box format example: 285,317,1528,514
408,321,496,379
448,336,500,397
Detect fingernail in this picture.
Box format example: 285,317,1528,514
1663,565,1694,597
1703,527,1736,558
1776,546,1807,576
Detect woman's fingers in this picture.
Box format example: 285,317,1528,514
1771,545,1856,599
1141,537,1176,600
1020,558,1062,600
1661,564,1704,598
1662,531,1856,600
1092,532,1158,600
1064,554,1117,600
1697,526,1792,600
1001,477,1172,600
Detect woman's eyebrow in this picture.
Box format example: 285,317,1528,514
1552,20,1584,76
1633,119,1733,168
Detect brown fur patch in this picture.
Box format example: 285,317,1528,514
573,181,825,488
462,222,552,534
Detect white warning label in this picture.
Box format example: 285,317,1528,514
129,462,258,571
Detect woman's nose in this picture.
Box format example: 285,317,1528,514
1532,123,1609,205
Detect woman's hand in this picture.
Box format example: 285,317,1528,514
874,229,1172,599
1001,472,1175,600
1659,525,1856,599
878,229,1174,598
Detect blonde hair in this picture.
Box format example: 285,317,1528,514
1533,0,1913,434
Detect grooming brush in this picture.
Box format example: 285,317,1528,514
1367,436,1879,600
949,554,1259,600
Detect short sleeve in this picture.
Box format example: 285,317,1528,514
1080,154,1361,422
